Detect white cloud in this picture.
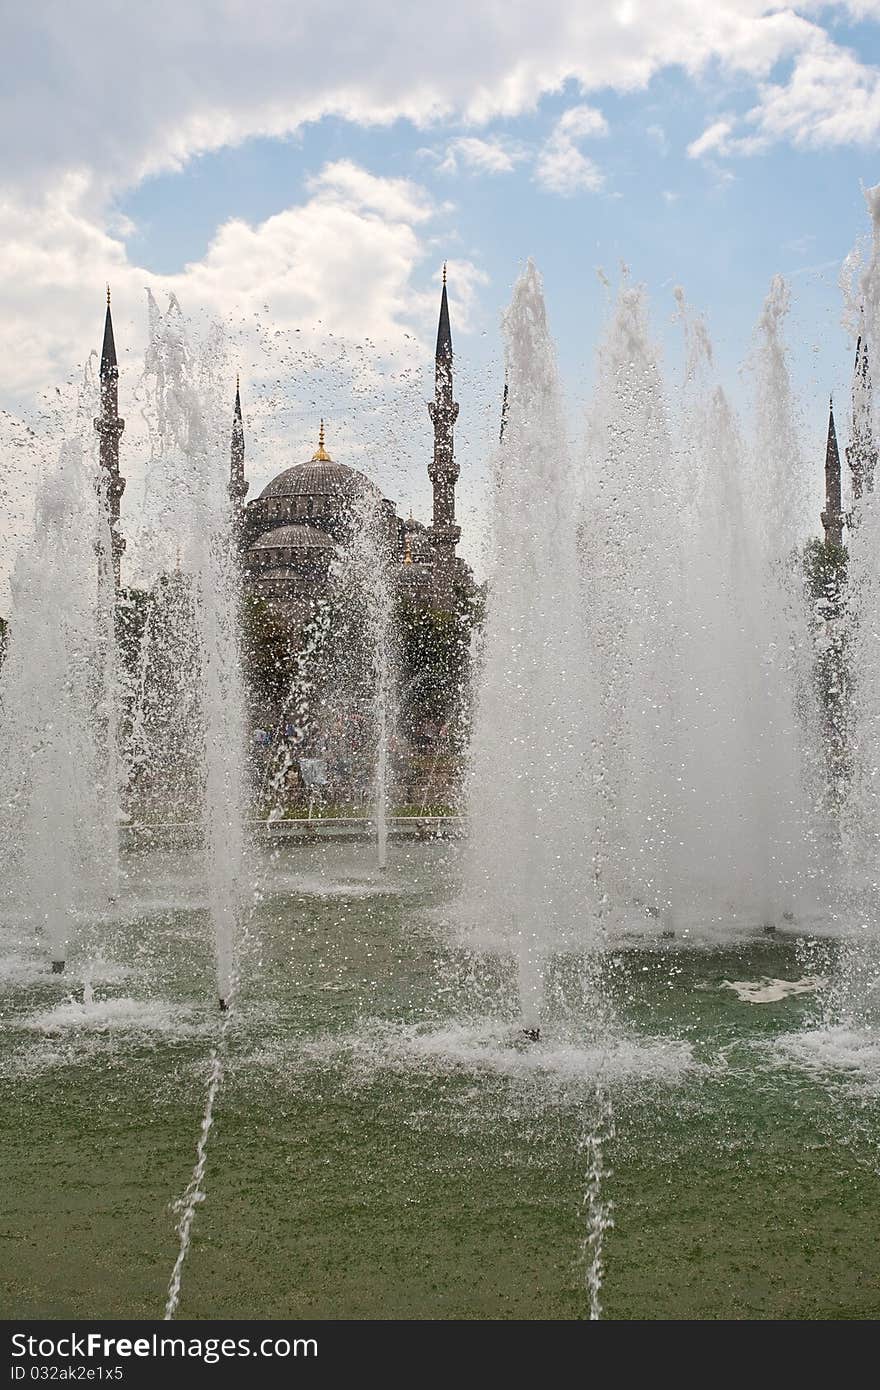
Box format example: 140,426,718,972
0,161,457,406
3,4,878,208
687,119,736,159
688,19,880,161
306,161,436,224
535,104,608,195
0,159,487,598
535,143,604,196
555,105,609,140
0,8,877,282
4,2,879,600
9,5,877,420
438,136,528,175
752,34,880,147
439,116,604,192
1,4,879,490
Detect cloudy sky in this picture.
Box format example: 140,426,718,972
2,1,880,598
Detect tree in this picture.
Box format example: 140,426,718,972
115,587,151,681
803,537,847,622
396,578,484,749
240,594,300,715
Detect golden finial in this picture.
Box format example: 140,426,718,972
311,418,332,462
106,284,111,306
403,534,413,564
442,261,447,286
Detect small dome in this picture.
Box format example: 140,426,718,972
249,524,335,552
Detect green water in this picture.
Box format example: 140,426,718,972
1,842,878,1320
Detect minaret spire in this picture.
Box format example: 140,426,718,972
229,375,248,540
427,264,460,608
821,395,843,548
94,287,126,592
846,319,877,507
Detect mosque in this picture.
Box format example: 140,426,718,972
95,271,471,617
94,269,873,619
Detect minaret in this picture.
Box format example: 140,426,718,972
427,263,460,608
821,396,843,548
94,286,126,591
846,325,877,506
229,375,249,545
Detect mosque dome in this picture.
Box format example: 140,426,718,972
245,421,386,547
249,524,335,553
255,421,380,505
258,460,379,502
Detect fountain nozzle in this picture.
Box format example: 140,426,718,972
522,1027,541,1043
51,960,65,975
219,997,229,1013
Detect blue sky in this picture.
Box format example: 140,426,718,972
117,67,879,520
2,2,880,592
116,75,877,404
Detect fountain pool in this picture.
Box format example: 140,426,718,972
1,840,878,1320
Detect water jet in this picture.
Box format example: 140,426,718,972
0,253,873,1326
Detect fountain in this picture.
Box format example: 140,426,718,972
4,234,880,1322
463,262,602,1035
337,491,398,872
126,298,250,1314
577,275,823,941
0,405,120,973
462,260,824,1036
828,185,880,1033
137,293,249,1010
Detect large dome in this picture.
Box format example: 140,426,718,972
242,423,404,610
257,458,379,502
256,423,380,504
